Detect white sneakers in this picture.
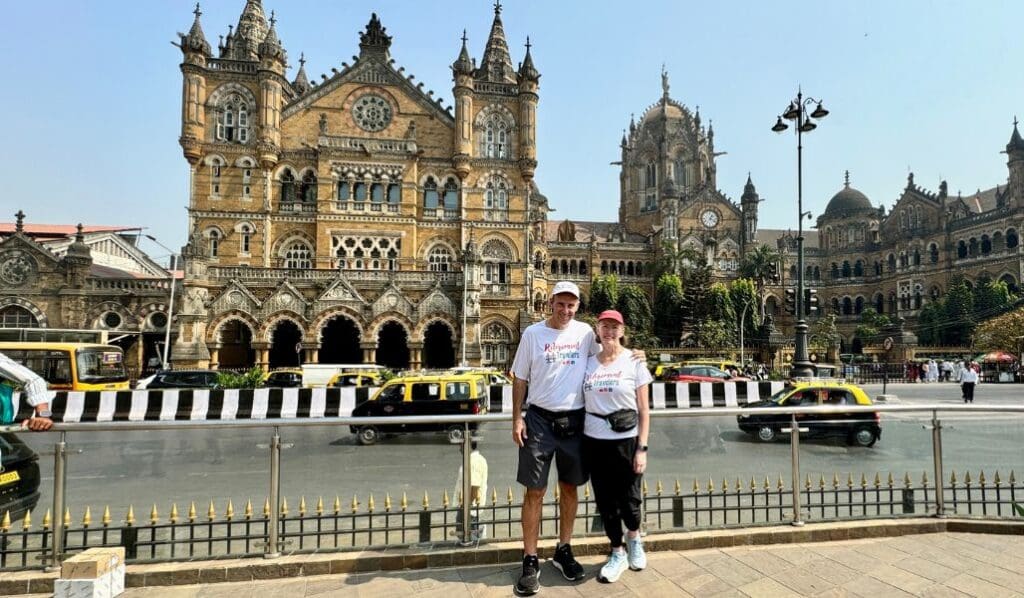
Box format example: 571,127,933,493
627,535,647,571
598,549,628,583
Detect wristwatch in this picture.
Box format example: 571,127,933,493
637,445,649,452
35,409,52,418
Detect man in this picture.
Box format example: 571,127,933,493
0,352,54,431
456,440,488,540
510,281,642,595
960,362,979,403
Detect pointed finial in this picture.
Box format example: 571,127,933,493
299,52,305,68
844,170,850,187
193,3,201,19
269,10,276,27
75,223,85,241
462,29,468,45
525,36,532,52
494,0,503,15
1015,116,1019,128
14,210,25,233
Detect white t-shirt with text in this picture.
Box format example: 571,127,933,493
511,319,595,411
582,351,653,440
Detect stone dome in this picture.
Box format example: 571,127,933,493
824,173,873,217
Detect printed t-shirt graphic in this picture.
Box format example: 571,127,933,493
583,351,653,440
511,320,595,411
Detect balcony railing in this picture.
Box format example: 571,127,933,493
207,266,459,284
87,278,172,291
336,201,401,214
278,202,317,213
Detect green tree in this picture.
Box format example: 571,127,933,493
679,257,712,340
616,284,653,339
589,274,618,315
655,241,702,277
707,282,737,344
973,279,1014,320
217,367,265,389
942,278,975,345
728,278,760,343
809,314,840,355
694,320,733,352
974,305,1024,351
739,244,781,320
852,307,891,345
917,301,944,346
653,273,684,346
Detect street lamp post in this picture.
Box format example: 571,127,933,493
772,90,829,379
145,235,178,369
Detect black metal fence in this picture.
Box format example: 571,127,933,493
1,469,1018,571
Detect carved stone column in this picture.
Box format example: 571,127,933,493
360,341,377,365
252,342,270,372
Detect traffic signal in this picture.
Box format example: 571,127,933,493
804,288,819,316
768,262,779,282
784,287,796,314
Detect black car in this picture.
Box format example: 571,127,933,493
139,369,220,390
264,370,303,388
737,383,881,447
0,433,41,522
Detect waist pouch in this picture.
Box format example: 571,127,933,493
589,409,638,433
529,405,584,439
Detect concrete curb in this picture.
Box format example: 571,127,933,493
1,518,1021,595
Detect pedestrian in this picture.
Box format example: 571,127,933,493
921,361,930,383
928,359,939,383
961,363,979,403
0,352,54,431
511,281,645,595
942,360,953,382
581,310,651,583
455,440,488,541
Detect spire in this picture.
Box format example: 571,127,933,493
292,53,311,94
359,13,392,60
229,0,268,60
14,210,24,234
844,170,851,188
621,130,627,147
258,10,286,62
477,1,515,83
1007,116,1024,153
452,29,474,76
66,224,91,260
517,36,539,82
742,173,760,203
178,3,212,57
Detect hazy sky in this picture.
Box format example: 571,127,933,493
2,1,1022,263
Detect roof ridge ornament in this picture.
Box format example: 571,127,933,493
359,13,393,60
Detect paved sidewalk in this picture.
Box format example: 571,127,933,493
31,532,1023,597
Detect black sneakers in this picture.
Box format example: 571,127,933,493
552,543,586,582
515,554,541,595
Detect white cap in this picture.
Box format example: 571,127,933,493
550,281,581,298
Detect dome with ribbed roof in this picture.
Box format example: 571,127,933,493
824,172,873,217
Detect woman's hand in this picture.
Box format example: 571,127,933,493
633,450,647,474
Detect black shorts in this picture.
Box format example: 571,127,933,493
516,408,588,489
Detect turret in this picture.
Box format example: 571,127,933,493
452,30,475,179
177,3,210,165
226,0,268,61
476,2,515,83
291,53,311,95
63,224,92,288
740,173,761,248
517,38,539,182
256,11,285,169
1006,118,1024,203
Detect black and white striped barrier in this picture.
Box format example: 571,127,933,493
8,382,786,424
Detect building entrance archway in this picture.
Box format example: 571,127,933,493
269,320,303,369
217,320,255,369
376,321,409,370
423,321,455,369
319,316,362,363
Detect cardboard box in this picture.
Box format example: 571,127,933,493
60,547,125,580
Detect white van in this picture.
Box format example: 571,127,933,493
300,363,387,387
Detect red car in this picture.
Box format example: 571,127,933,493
663,365,749,383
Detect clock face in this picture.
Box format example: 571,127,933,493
701,210,719,229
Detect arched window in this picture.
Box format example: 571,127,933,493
957,241,967,259
483,114,510,159
239,224,252,255
216,94,250,143
968,238,979,256
841,261,851,277
600,260,608,274
580,260,588,275
443,178,459,212
853,260,864,277
673,158,687,187
914,292,923,309
485,178,509,220
854,296,864,314
831,263,839,279
370,182,384,204
930,243,939,263
552,259,560,274
427,246,453,272
299,171,317,203
930,286,942,301
874,293,884,313
913,248,921,266
887,254,896,272
560,259,569,275
899,253,908,268
981,235,992,255
423,177,439,209
790,265,797,278
831,298,840,315
210,157,224,196
813,266,820,280
482,322,513,366
337,180,350,204
284,241,313,269
482,239,512,291
842,297,852,315
0,305,39,328
280,169,296,203
208,230,220,258
805,266,813,279
888,292,897,314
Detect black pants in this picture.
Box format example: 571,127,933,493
962,382,975,402
583,435,641,548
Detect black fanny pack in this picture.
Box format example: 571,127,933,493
588,409,639,433
529,405,585,438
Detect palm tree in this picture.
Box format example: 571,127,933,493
739,244,781,321
658,240,703,276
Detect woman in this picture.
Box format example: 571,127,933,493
581,310,651,583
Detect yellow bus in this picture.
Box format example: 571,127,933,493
0,342,130,391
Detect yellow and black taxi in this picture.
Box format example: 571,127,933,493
327,370,383,388
0,433,40,522
737,381,881,447
264,369,303,388
350,373,488,445
448,366,512,386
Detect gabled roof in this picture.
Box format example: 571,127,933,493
545,220,648,244
0,223,138,238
